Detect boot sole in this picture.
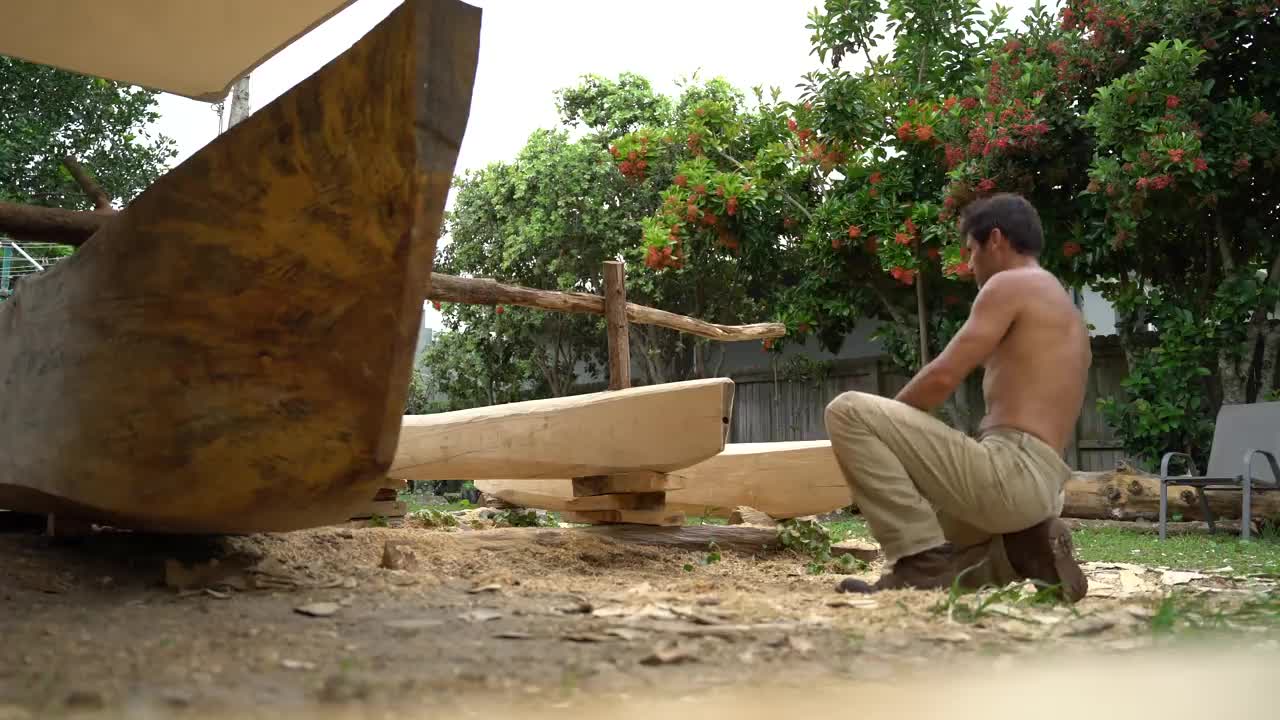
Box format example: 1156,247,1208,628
1047,520,1088,603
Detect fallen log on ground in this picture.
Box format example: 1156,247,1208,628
1064,467,1280,522
400,525,879,561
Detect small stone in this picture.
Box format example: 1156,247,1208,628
295,602,341,618
380,542,420,571
318,674,371,704
64,690,104,710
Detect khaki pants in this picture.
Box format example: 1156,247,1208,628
824,391,1070,585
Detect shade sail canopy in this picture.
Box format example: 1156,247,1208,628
0,1,363,102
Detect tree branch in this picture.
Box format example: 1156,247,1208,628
61,156,114,212
713,148,814,223
1215,213,1236,272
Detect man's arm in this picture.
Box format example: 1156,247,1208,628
894,274,1022,412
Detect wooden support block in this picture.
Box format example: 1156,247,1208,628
564,492,666,512
571,472,684,497
373,487,401,502
349,500,408,520
562,509,685,526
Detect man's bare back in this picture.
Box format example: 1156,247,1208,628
978,266,1091,452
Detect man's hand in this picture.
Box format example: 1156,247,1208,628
894,272,1024,412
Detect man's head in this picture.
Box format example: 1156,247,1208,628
958,193,1043,286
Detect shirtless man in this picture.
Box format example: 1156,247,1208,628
824,193,1090,602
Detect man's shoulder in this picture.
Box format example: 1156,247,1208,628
982,266,1064,299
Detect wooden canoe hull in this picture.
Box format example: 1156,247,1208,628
0,0,481,533
390,379,736,481
475,440,854,519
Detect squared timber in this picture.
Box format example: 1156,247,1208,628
563,492,666,512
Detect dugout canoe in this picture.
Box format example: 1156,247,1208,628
0,0,481,533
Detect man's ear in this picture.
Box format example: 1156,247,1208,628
986,227,1006,250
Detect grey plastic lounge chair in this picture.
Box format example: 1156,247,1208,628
1159,401,1280,540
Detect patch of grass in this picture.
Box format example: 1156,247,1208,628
684,513,727,526
824,516,873,543
1146,590,1280,636
1073,525,1280,575
933,572,1076,625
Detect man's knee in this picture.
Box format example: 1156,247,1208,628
825,391,876,432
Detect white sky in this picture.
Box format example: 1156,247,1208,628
148,0,1033,329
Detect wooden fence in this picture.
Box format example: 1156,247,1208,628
726,337,1129,472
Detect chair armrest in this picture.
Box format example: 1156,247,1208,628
1160,452,1199,480
1242,450,1280,488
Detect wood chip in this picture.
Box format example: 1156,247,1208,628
459,609,503,623
385,619,444,632
640,641,698,666
826,597,879,609
468,584,502,594
294,602,340,618
204,588,231,600
563,633,612,643
495,631,532,640
605,628,647,641
281,659,316,671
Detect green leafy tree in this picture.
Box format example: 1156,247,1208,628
423,75,784,405
0,56,176,209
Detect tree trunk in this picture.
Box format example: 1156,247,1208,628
1064,468,1280,521
227,75,252,128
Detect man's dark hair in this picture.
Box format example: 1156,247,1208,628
958,193,1044,256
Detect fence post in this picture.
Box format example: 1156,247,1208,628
604,260,631,390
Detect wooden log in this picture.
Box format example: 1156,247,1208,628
0,0,482,534
1063,469,1280,522
562,508,685,526
412,525,880,562
603,260,631,390
427,273,786,342
476,441,853,520
0,200,107,245
391,379,734,481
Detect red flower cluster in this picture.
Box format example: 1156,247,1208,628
644,244,680,270
890,267,916,285
610,138,651,181
1062,242,1083,258
847,225,863,239
977,178,997,193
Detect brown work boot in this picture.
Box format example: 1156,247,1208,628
1002,517,1088,603
835,543,991,594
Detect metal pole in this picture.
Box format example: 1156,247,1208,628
9,241,45,272
0,240,11,296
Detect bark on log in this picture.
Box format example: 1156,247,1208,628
428,272,786,342
1064,469,1280,522
0,200,109,245
603,260,631,389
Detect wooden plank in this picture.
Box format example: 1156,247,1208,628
571,472,683,497
476,441,853,520
564,492,666,511
562,509,685,526
604,260,631,390
0,0,482,534
391,379,734,481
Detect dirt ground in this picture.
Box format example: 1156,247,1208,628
2,516,1278,719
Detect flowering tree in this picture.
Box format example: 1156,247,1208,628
616,0,1280,457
